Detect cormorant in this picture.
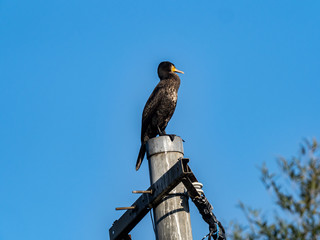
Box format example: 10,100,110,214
135,61,184,171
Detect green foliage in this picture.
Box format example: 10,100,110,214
229,139,320,240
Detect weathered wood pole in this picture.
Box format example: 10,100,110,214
146,136,193,240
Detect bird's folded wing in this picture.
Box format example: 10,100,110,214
142,83,166,125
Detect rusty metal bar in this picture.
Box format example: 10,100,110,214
115,206,136,211
132,190,153,194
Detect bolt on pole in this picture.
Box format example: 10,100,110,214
146,136,193,240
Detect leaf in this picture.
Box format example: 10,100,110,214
229,138,320,240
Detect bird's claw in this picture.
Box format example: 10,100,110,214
167,134,176,142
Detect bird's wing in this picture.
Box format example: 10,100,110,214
141,82,166,133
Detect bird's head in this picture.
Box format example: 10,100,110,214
158,61,184,80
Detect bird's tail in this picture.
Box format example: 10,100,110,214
136,143,146,171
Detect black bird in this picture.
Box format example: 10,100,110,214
136,61,184,171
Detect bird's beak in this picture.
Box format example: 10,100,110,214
172,66,184,74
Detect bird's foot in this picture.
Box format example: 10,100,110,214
157,126,181,142
165,134,176,142
159,133,185,142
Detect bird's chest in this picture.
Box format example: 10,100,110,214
165,87,178,103
156,88,177,116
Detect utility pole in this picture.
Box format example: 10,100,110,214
146,136,193,240
109,136,226,240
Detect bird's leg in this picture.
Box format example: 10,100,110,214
157,126,164,136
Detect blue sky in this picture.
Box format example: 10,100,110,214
1,1,319,239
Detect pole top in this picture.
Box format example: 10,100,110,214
146,136,184,158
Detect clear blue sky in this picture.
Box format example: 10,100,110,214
1,1,319,239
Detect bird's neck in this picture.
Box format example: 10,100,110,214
161,74,180,89
161,73,180,82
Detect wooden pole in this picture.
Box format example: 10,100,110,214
146,136,193,240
